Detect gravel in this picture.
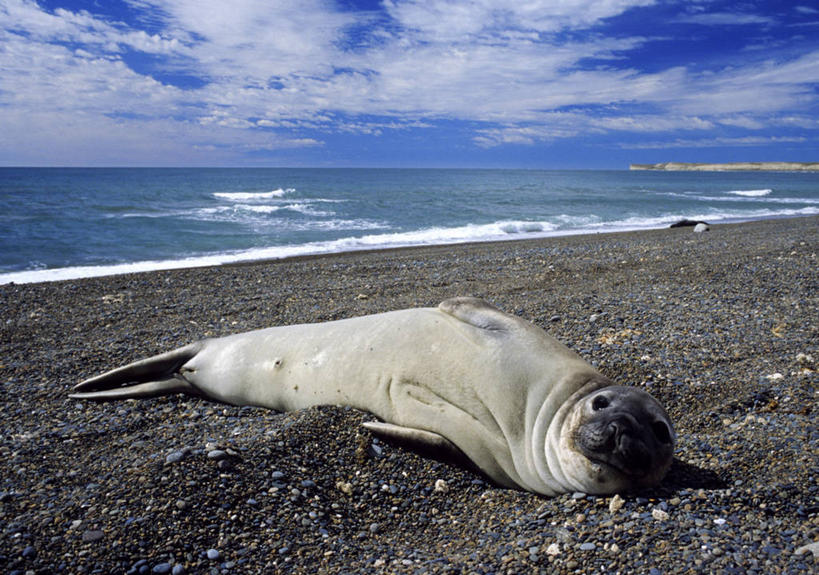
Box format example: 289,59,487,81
1,216,817,573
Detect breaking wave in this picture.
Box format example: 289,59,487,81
213,188,294,200
727,189,772,197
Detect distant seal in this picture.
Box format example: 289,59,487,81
71,297,674,496
670,219,709,228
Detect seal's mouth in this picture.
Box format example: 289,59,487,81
584,454,649,479
575,413,665,479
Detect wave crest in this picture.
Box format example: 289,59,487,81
213,188,294,200
727,189,772,197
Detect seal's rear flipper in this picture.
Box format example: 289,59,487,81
69,378,198,401
362,421,468,464
70,343,203,401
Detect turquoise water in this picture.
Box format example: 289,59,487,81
1,168,817,284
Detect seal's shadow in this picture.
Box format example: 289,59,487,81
370,428,726,497
642,457,726,497
368,428,479,475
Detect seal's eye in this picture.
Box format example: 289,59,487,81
591,395,609,411
651,421,672,444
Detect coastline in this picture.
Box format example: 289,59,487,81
3,213,817,286
1,216,817,573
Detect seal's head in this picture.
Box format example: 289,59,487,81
558,385,675,494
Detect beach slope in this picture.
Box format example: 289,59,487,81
1,216,816,573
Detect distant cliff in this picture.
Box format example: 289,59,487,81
630,162,819,172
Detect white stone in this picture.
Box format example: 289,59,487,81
609,494,625,513
434,479,449,493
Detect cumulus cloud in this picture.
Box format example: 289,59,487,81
0,0,817,164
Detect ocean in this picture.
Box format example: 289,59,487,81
1,167,817,284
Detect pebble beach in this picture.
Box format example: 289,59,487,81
1,216,817,574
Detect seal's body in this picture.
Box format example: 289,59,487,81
73,298,674,496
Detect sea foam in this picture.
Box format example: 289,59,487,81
3,169,818,286
213,188,294,200
3,206,817,285
727,189,772,197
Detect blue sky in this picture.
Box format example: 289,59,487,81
1,0,817,168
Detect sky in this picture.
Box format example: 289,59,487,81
1,0,818,168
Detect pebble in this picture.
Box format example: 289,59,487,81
609,494,625,513
206,449,228,460
165,449,188,464
652,508,669,521
206,549,220,561
81,530,105,543
127,559,148,574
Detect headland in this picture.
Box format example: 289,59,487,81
630,161,819,172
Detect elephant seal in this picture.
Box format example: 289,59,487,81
670,219,709,228
71,297,674,496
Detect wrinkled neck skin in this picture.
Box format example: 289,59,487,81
514,375,611,496
543,377,619,495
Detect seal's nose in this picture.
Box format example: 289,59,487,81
609,418,652,475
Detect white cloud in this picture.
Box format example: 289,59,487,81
474,111,717,148
717,116,765,130
0,103,323,166
0,30,181,115
383,0,656,39
669,51,819,115
674,12,774,26
592,115,715,132
126,0,355,78
1,0,184,55
0,0,817,164
621,136,807,150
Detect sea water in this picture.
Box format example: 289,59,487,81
1,168,817,284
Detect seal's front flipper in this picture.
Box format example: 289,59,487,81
438,297,518,332
70,343,203,401
361,421,469,466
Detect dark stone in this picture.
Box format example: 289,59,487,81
81,530,105,543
